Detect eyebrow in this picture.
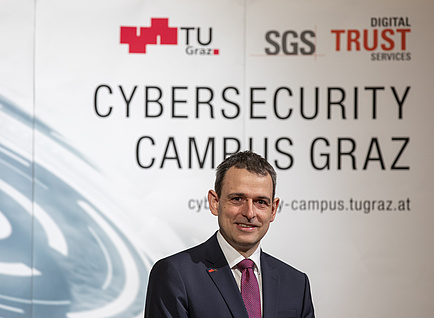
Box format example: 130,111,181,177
228,193,245,198
228,193,271,203
256,196,271,204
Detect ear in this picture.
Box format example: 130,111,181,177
208,190,219,216
270,197,280,222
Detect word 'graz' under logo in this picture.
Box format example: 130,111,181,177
120,18,219,55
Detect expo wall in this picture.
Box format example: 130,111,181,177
0,0,433,317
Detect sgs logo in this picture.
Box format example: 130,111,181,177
264,30,316,55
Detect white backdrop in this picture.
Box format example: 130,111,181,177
0,0,433,317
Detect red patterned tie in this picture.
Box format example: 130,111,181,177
237,259,261,318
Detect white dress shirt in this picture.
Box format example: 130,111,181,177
216,230,263,315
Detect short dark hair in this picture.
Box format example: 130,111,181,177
214,151,277,198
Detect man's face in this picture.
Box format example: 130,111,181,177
208,167,279,257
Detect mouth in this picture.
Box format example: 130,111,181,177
236,223,257,231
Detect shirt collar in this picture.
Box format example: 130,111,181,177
216,230,262,273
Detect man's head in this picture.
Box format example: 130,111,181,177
214,151,277,199
208,151,279,257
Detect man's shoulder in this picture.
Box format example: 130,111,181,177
261,251,307,278
152,235,216,268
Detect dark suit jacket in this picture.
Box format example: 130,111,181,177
144,233,314,318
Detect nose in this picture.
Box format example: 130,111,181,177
242,199,256,220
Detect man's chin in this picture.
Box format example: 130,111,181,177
234,236,260,250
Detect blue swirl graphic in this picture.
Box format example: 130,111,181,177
0,95,151,318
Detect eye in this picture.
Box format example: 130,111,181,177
230,196,245,204
255,199,270,208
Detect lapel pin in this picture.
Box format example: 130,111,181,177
207,268,218,273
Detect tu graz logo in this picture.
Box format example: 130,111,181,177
120,18,219,55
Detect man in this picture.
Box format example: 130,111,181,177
145,151,315,318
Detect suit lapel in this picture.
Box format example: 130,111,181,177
204,233,249,318
261,252,280,318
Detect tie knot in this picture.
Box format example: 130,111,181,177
237,259,254,271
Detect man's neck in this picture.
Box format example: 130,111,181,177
217,230,261,259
